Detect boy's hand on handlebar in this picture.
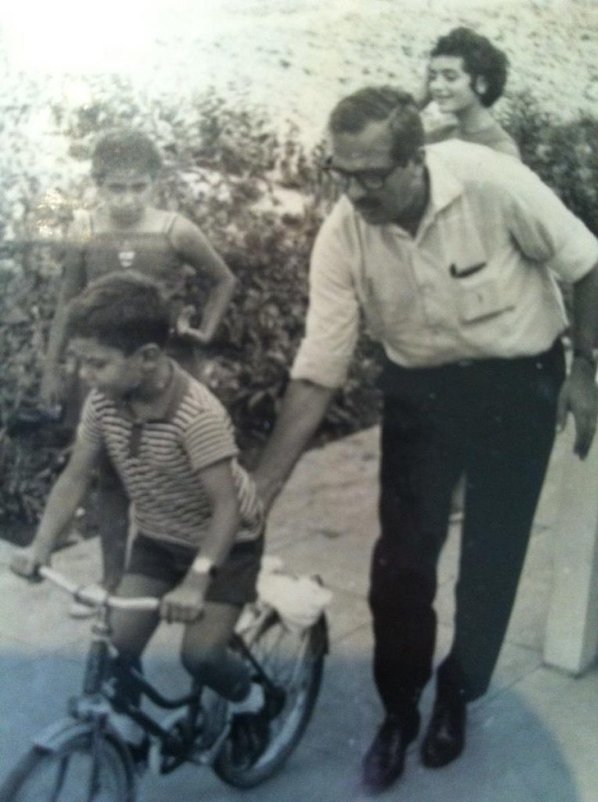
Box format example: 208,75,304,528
10,547,48,580
160,572,209,624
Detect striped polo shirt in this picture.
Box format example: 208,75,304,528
78,361,263,547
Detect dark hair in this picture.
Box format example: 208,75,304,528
430,27,509,107
91,129,162,183
66,271,170,354
328,86,424,165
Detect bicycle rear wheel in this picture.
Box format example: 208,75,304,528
0,733,131,802
214,609,327,788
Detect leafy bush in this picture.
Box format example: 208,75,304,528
498,91,598,320
0,83,381,524
500,90,598,238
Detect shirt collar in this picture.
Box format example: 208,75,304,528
413,147,464,241
343,147,464,238
115,358,190,424
154,359,190,421
424,146,464,215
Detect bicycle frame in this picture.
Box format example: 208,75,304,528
36,567,280,774
1,565,328,802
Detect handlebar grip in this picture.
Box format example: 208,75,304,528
38,566,160,611
110,597,161,612
39,565,78,592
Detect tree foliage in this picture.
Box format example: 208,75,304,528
0,82,381,524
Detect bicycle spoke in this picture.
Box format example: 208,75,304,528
48,756,68,802
214,611,326,788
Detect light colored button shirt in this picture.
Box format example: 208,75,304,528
292,140,598,388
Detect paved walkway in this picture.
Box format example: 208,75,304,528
1,425,597,801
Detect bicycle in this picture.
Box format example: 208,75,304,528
0,565,328,801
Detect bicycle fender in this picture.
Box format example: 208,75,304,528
32,717,91,752
34,716,128,753
31,716,137,801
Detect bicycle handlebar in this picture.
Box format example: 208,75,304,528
39,566,160,612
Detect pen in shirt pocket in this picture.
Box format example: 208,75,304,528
449,261,487,279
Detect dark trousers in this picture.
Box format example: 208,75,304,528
368,340,565,714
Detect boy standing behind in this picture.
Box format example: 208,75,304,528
41,128,236,401
13,273,267,749
420,27,519,158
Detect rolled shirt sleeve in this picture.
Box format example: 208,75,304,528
77,391,104,449
184,409,239,473
291,204,361,388
497,160,598,282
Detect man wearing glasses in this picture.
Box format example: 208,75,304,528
255,86,598,793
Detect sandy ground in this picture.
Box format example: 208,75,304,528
2,0,598,147
0,0,597,239
143,0,598,140
1,0,597,239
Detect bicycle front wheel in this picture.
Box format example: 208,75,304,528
0,733,131,802
214,609,327,788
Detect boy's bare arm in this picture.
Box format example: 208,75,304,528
40,235,86,405
160,459,242,624
170,216,236,344
11,438,100,576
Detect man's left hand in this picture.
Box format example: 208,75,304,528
557,359,598,459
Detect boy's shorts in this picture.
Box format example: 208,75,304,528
127,533,264,607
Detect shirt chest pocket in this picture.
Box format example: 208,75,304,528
438,211,514,324
456,276,514,323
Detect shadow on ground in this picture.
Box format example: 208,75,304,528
0,646,581,802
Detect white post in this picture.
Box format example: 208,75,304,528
543,423,598,674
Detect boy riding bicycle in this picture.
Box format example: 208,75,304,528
12,271,267,756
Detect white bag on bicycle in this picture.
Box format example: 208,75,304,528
256,556,333,632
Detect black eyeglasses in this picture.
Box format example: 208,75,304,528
321,156,400,191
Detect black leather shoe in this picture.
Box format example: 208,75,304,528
421,695,466,768
362,712,420,793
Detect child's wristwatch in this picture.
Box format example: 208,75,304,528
191,556,217,577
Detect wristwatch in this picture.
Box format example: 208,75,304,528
191,556,217,577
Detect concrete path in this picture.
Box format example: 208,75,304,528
1,425,597,801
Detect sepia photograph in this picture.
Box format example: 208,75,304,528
1,1,598,800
